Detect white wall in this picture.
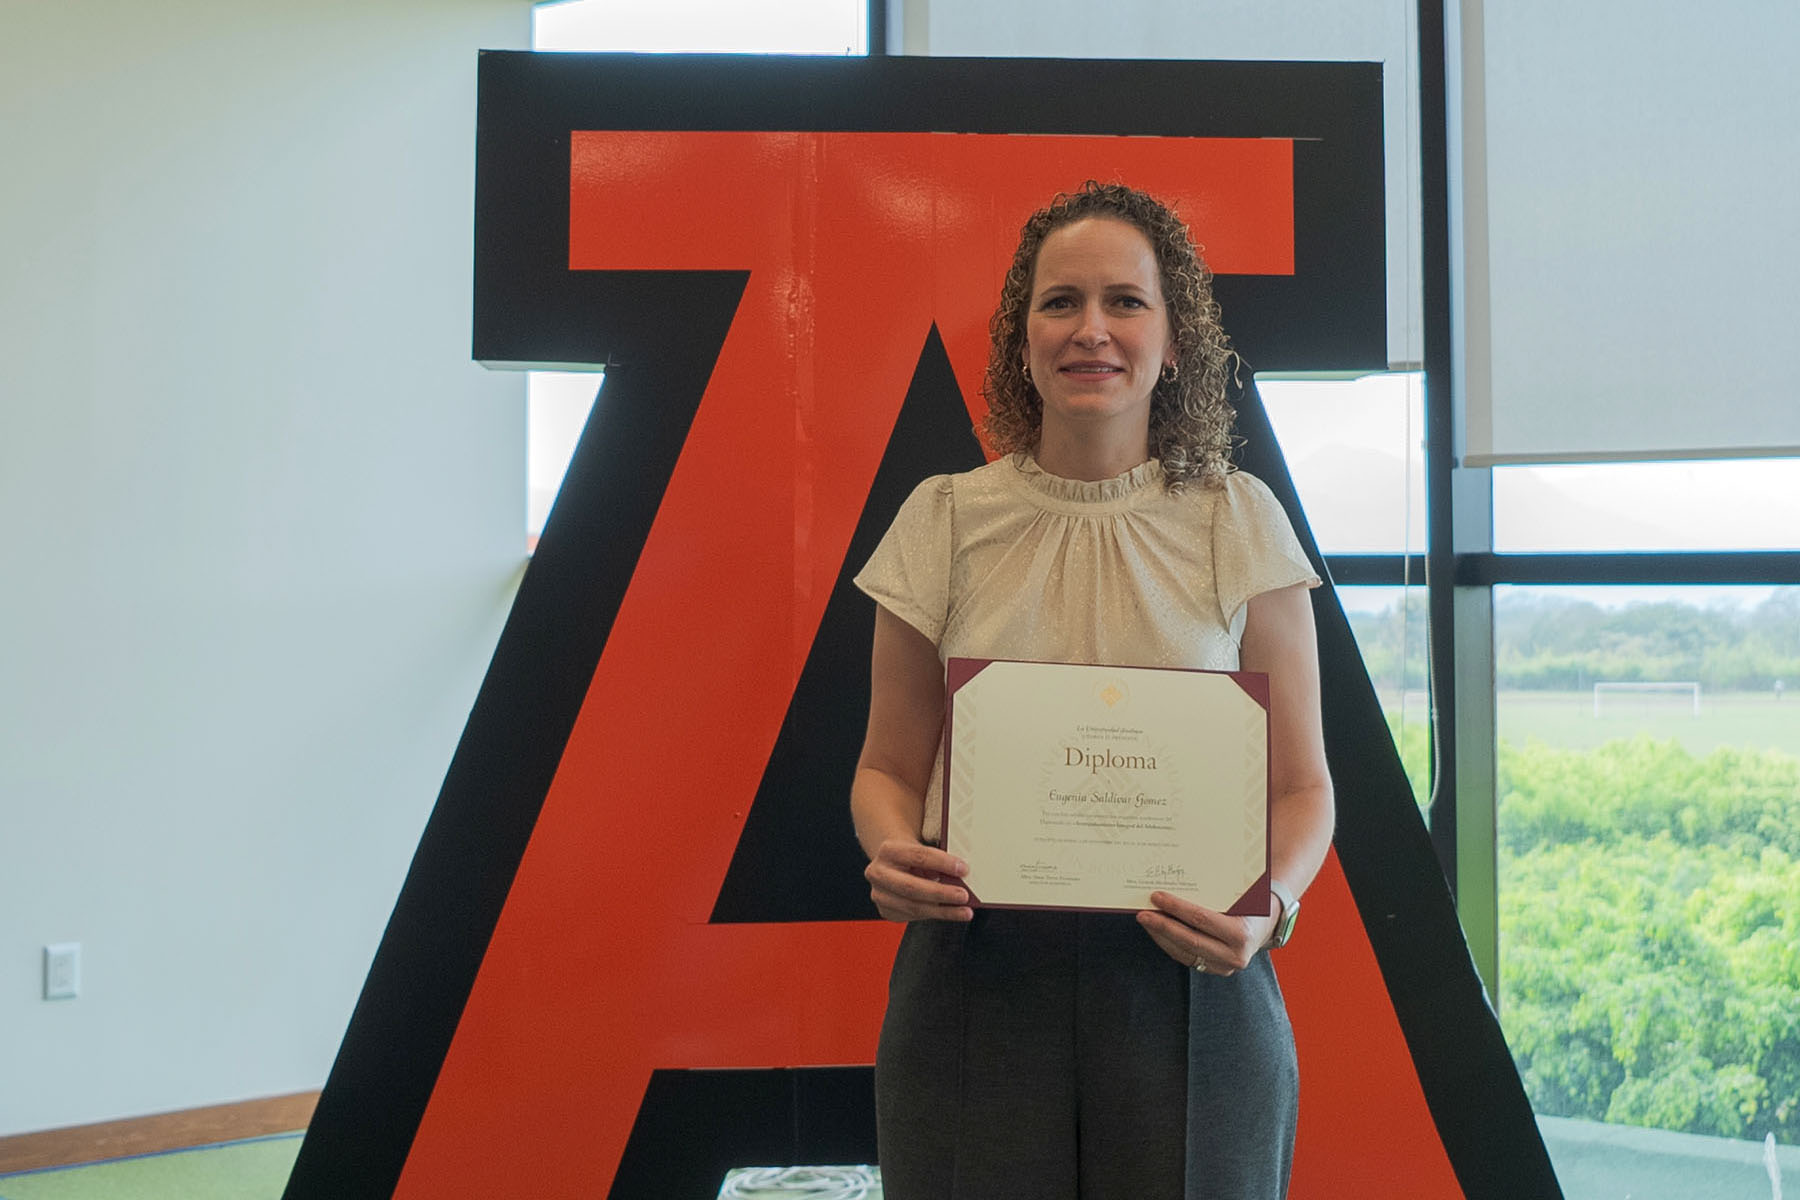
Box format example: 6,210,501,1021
897,0,1423,370
0,0,531,1134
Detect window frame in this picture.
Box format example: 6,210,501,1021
1418,0,1800,1005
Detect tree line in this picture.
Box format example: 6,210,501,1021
1351,587,1800,691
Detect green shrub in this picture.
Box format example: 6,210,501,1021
1497,737,1800,1144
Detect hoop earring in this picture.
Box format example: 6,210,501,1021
1022,361,1033,381
1160,362,1179,384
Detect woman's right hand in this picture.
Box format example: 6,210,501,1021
853,607,968,922
865,838,974,923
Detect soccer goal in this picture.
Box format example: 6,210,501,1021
1592,681,1701,717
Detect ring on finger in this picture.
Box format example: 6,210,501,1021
1193,953,1209,973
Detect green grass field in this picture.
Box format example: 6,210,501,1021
1496,690,1800,758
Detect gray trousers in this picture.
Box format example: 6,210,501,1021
875,909,1298,1200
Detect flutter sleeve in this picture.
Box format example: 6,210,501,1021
853,474,955,646
1211,470,1322,638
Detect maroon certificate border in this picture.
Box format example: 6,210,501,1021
942,656,1272,916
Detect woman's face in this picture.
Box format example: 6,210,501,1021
1024,216,1175,439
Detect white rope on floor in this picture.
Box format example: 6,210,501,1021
718,1164,878,1200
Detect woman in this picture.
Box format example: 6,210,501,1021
850,182,1335,1199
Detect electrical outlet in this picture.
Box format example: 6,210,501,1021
44,942,80,1000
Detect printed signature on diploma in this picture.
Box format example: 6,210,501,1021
1017,860,1080,883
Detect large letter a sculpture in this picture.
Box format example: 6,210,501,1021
285,54,1561,1200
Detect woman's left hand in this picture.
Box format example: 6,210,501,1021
1137,891,1277,976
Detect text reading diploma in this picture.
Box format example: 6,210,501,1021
942,658,1271,915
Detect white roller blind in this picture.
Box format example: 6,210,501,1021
1459,0,1800,465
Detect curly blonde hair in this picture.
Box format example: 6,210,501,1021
980,181,1240,490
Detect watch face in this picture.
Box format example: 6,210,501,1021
1273,900,1300,947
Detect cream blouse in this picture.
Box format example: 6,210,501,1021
855,453,1319,843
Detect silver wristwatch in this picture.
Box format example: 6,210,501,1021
1267,877,1300,948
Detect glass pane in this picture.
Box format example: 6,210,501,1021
1258,372,1426,554
533,0,866,54
527,371,603,546
1494,584,1800,1184
1494,458,1800,552
1339,584,1429,805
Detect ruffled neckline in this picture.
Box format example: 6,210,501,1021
1006,453,1165,514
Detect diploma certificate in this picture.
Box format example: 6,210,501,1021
942,658,1270,915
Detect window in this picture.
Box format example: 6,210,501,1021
1482,441,1800,1186
527,371,605,550
533,0,865,55
1262,372,1428,801
1494,583,1800,1159
1259,373,1426,554
1494,459,1800,554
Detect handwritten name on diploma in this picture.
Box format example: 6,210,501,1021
1046,789,1171,809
